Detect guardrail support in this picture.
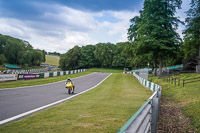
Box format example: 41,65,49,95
151,92,159,133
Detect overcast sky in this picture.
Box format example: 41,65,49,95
0,0,190,53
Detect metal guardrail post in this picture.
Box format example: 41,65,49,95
157,87,162,118
151,92,159,133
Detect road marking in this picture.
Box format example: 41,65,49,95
0,72,97,91
0,73,112,125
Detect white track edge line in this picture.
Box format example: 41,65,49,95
0,72,97,91
0,73,112,125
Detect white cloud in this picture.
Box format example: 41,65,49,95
0,18,33,39
0,3,138,53
97,11,139,42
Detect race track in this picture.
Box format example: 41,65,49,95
0,72,111,125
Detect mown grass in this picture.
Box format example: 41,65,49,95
45,55,60,66
88,68,123,73
0,72,92,89
149,73,200,132
0,73,152,133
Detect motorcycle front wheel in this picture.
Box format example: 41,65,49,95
68,88,71,94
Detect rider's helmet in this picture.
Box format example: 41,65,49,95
67,77,71,81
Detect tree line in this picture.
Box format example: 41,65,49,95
0,34,45,66
59,42,133,70
60,0,200,74
48,52,60,56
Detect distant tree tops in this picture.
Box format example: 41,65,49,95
48,52,60,56
59,42,133,70
0,34,45,66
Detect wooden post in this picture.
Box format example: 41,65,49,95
183,80,185,87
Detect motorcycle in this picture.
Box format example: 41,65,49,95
65,82,74,94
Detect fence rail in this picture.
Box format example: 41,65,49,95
162,75,200,87
117,73,162,133
183,77,200,87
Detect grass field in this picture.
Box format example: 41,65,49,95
149,73,200,132
88,68,123,73
0,72,92,89
45,55,60,66
0,73,152,133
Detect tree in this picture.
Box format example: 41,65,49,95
79,45,98,68
59,46,81,70
0,34,45,66
0,54,7,65
59,53,68,70
128,0,183,76
31,50,44,66
183,0,200,64
94,43,115,68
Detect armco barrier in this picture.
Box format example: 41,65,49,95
49,72,53,77
40,69,86,78
1,69,87,81
60,71,63,76
117,73,162,133
53,72,57,77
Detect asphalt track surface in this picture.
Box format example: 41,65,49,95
0,72,111,125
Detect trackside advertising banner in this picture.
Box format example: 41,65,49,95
18,74,40,80
0,74,18,81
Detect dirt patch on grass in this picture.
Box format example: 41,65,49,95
79,114,92,118
76,123,93,128
76,123,102,129
157,96,196,133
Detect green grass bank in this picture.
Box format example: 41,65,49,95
149,73,200,132
45,55,60,66
0,73,152,133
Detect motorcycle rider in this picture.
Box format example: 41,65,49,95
66,77,75,90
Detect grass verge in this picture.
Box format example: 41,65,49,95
0,73,152,133
88,68,123,73
0,72,92,89
149,73,200,132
